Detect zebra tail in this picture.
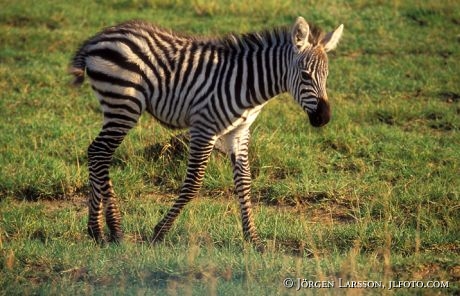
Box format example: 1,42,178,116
69,44,88,87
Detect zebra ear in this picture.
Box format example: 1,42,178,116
291,17,310,52
321,24,344,52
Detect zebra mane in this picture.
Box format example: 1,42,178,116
211,23,324,50
99,20,324,51
108,20,324,48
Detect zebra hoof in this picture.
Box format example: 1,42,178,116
88,227,106,245
150,231,166,245
254,242,266,253
90,235,107,246
108,232,124,244
150,235,165,245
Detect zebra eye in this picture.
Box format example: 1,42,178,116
301,71,312,81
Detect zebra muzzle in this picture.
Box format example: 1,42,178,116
308,99,330,127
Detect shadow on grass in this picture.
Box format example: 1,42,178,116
10,184,90,202
143,136,189,163
125,228,310,258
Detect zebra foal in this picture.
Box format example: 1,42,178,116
70,17,343,249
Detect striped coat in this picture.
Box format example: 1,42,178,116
70,17,344,249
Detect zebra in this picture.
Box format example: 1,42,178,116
69,17,344,249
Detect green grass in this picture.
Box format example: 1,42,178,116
1,0,459,294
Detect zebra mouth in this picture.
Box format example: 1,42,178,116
308,99,330,127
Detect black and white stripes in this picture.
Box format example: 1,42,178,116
70,17,343,248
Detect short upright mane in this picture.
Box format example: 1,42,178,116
99,20,324,51
206,23,324,50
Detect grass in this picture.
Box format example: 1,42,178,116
1,0,459,294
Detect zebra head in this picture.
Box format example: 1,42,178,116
289,17,343,127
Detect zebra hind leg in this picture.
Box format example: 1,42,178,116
151,130,216,243
87,110,140,244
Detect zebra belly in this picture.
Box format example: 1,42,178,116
145,106,189,129
146,93,192,129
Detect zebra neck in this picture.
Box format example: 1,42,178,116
210,41,291,108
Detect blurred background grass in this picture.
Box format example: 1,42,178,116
0,0,459,294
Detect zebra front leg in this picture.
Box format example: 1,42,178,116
224,127,264,251
151,130,217,243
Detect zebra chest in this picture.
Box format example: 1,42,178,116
217,103,267,136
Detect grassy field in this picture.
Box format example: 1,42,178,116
1,0,459,294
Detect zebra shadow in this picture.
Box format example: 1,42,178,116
143,132,228,162
142,132,230,187
143,132,190,163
